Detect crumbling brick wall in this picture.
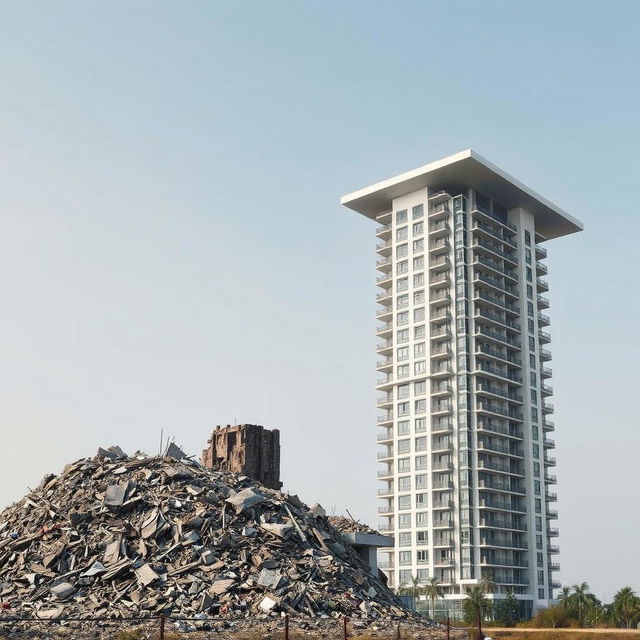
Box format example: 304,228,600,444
201,424,282,489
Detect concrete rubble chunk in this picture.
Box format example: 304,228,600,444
165,442,187,460
225,487,264,513
0,448,425,629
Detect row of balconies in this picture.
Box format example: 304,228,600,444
472,220,517,249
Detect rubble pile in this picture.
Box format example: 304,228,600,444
0,449,413,623
328,517,382,537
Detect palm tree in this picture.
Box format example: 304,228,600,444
399,574,422,601
463,586,492,638
480,575,497,595
613,587,639,628
558,586,573,609
572,582,591,626
423,577,443,619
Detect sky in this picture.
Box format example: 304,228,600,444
0,0,638,602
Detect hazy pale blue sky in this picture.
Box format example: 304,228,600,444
0,1,638,600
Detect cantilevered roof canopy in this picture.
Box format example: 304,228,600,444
340,149,583,240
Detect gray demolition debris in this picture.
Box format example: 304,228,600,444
0,447,419,624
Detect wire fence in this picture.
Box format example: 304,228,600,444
0,613,459,640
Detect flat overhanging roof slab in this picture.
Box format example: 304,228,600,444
341,149,583,240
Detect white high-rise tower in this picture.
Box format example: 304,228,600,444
341,150,582,618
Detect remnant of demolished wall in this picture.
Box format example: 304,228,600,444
201,424,282,490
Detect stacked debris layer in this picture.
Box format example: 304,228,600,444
328,516,382,537
0,450,411,621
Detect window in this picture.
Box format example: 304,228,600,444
397,260,408,274
415,399,427,414
413,239,424,253
397,346,409,361
414,325,425,339
415,455,428,470
413,222,423,235
398,420,410,435
414,380,426,395
397,329,409,343
527,301,534,315
527,284,533,299
530,354,536,369
414,342,425,357
414,360,426,374
525,248,532,264
398,495,411,511
417,531,428,545
539,588,545,599
413,256,424,270
399,551,412,565
529,336,536,350
415,474,427,489
534,480,541,495
413,290,424,304
530,372,537,386
531,389,538,403
398,476,411,491
397,312,409,326
533,444,540,459
538,570,544,583
417,550,428,564
532,407,539,421
525,229,531,246
528,319,535,333
397,243,408,258
399,532,412,546
417,569,429,580
412,204,423,219
416,511,428,527
398,402,409,416
415,436,427,451
399,514,411,529
414,307,425,322
398,384,410,398
534,462,541,478
416,492,427,507
399,569,412,585
536,534,543,549
526,266,533,282
397,294,409,309
398,458,410,472
396,227,408,242
532,425,539,440
535,517,542,532
397,277,408,292
537,552,544,567
415,417,426,432
398,439,410,454
413,273,424,287
535,498,542,513
396,210,407,224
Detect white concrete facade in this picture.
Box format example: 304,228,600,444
341,150,582,616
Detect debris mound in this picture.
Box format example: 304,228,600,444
0,449,411,622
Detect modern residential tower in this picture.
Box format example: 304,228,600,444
341,150,582,617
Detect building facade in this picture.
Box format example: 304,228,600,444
341,150,582,615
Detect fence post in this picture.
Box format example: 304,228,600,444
285,613,289,640
342,616,348,640
159,613,165,640
446,616,450,640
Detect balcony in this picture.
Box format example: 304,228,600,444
478,459,525,477
376,339,393,354
472,220,517,249
431,346,452,360
475,325,520,348
543,437,555,449
537,294,549,309
476,343,522,367
473,254,518,282
429,221,451,237
473,239,517,265
541,366,552,379
431,383,452,397
544,456,556,466
378,504,394,515
548,545,560,554
376,289,392,303
377,413,393,425
431,326,452,340
376,306,393,321
377,431,393,443
547,527,559,537
542,401,554,413
432,480,454,490
536,245,548,259
376,240,393,256
429,191,452,204
475,290,518,315
539,329,551,344
536,262,548,276
543,419,555,431
476,383,523,404
431,364,454,378
477,421,523,440
478,479,525,495
433,498,454,509
432,422,453,435
432,520,454,529
429,256,451,270
376,375,393,388
376,356,393,371
376,224,391,239
545,474,558,484
377,468,393,479
476,362,522,385
475,307,520,332
546,509,558,520
376,257,392,271
377,394,393,408
541,383,553,396
478,441,524,458
430,291,452,306
430,273,451,287
474,271,518,298
549,562,560,572
539,347,552,361
537,276,549,292
429,239,451,256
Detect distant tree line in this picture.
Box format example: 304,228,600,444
400,577,640,629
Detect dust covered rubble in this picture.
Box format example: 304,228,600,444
0,447,428,628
